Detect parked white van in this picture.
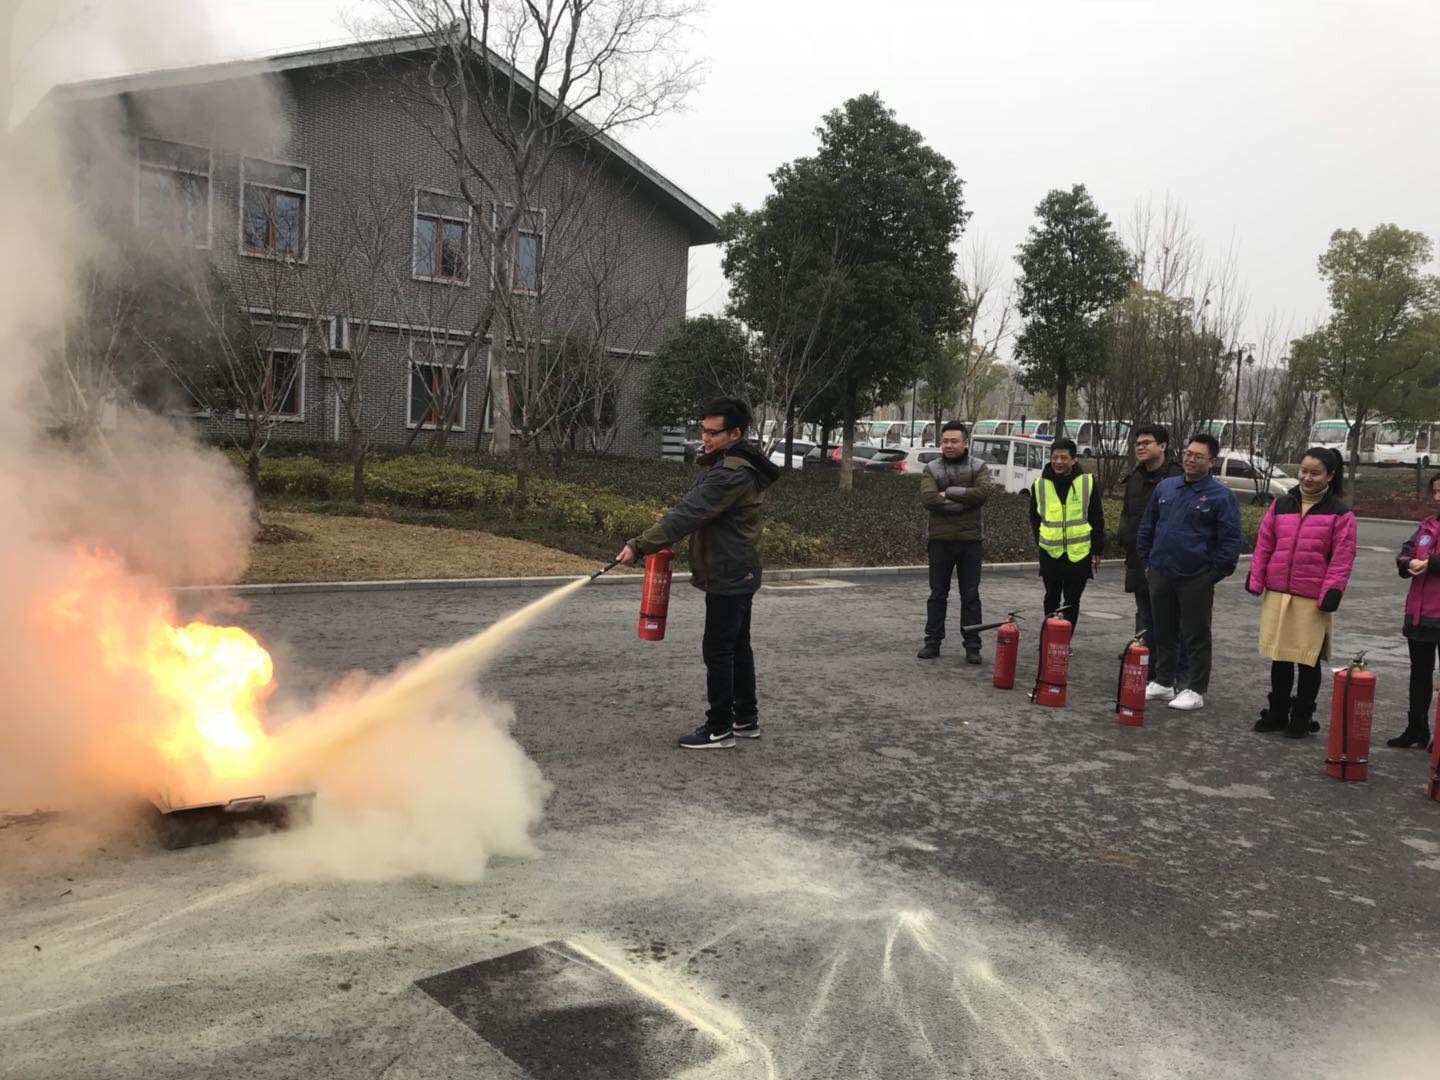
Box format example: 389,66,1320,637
968,435,1051,493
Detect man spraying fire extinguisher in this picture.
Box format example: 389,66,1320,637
616,398,781,749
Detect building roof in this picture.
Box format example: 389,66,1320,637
47,31,720,245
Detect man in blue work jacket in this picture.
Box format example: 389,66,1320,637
1136,432,1242,712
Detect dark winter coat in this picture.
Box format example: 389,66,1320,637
1026,463,1106,582
1137,473,1242,583
1116,458,1183,593
629,440,781,595
918,450,996,542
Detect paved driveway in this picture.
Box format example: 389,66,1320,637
4,518,1438,1079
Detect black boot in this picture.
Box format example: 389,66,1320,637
1386,723,1431,749
1284,699,1319,739
917,641,940,660
1253,692,1290,733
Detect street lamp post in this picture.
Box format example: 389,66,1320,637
1228,344,1254,451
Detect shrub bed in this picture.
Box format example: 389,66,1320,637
243,451,1262,568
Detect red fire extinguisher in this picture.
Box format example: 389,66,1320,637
994,615,1020,690
636,548,675,641
1325,652,1375,782
960,613,1022,689
1427,694,1440,802
1115,634,1149,726
1030,612,1072,707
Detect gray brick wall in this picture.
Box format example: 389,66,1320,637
72,52,701,458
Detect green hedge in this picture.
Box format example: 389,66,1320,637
246,454,824,565
244,450,1261,568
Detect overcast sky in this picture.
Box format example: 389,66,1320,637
23,0,1440,357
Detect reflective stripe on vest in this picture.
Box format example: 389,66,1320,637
1033,473,1092,562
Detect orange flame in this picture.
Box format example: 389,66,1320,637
41,547,277,803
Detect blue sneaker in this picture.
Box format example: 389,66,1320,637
678,724,735,749
732,718,760,739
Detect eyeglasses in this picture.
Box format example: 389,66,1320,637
1182,451,1210,461
700,425,728,437
1134,439,1157,448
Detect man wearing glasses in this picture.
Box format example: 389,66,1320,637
618,398,781,749
1136,432,1242,712
1116,425,1185,667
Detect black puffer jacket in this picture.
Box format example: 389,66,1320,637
1117,458,1183,593
629,440,782,595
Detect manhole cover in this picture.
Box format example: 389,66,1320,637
1084,610,1124,621
763,578,855,590
415,940,725,1079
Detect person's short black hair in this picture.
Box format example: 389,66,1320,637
1186,432,1220,459
1299,446,1345,498
1429,470,1440,495
1133,423,1169,448
701,397,750,435
1049,438,1079,458
941,420,969,437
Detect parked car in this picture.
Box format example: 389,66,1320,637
767,440,816,469
861,447,910,474
811,444,894,470
899,445,945,474
967,435,1051,493
1211,453,1291,504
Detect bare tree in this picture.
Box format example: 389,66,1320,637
352,0,701,499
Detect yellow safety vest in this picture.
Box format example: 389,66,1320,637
1033,472,1093,562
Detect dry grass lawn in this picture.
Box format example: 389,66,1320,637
243,510,607,583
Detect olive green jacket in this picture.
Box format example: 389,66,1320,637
919,451,996,542
628,441,781,595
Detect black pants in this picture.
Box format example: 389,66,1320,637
1408,638,1440,730
1271,659,1322,711
1149,571,1215,693
1134,576,1188,680
703,592,757,732
925,540,983,651
1042,576,1087,631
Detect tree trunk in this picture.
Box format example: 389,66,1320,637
350,426,366,506
839,382,856,494
1055,370,1068,436
490,364,512,456
783,399,796,470
514,434,528,511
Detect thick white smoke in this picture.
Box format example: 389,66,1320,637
0,0,550,883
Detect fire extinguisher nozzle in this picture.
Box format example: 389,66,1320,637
589,558,622,581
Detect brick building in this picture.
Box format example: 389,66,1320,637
49,34,718,456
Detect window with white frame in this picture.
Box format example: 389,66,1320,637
512,227,542,293
251,323,304,417
413,191,470,283
408,343,467,429
241,157,308,258
137,137,211,247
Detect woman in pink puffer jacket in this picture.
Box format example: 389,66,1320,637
1245,448,1357,738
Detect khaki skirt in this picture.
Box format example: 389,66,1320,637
1258,591,1332,666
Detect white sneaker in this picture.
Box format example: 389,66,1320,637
1168,689,1205,711
1145,681,1175,702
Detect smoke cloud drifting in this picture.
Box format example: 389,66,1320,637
0,0,550,882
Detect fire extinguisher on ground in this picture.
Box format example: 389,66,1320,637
1428,695,1440,802
1115,633,1149,726
1029,612,1072,707
1325,652,1375,782
636,548,675,641
961,613,1022,689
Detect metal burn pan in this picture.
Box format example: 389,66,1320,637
146,792,315,850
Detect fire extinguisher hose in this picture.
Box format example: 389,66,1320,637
1325,666,1356,779
589,557,623,581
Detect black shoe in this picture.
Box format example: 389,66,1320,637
1284,700,1319,740
732,718,760,739
678,724,735,749
917,642,940,659
965,650,982,666
1386,725,1431,749
1253,692,1290,733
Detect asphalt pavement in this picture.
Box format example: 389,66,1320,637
4,517,1439,1079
